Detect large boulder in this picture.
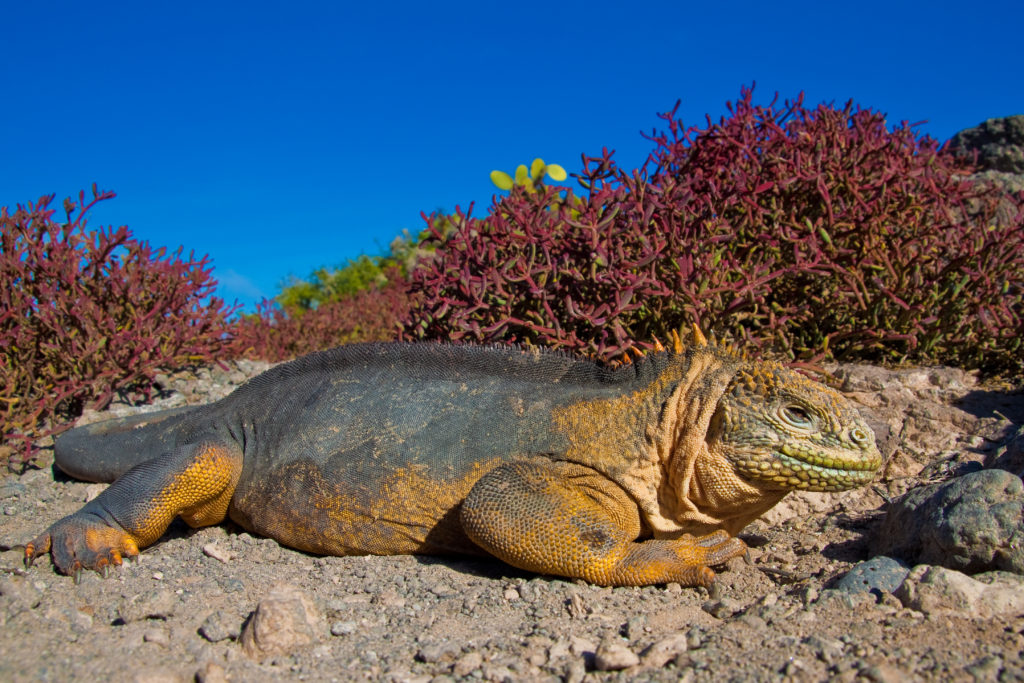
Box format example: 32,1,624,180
872,469,1024,575
948,115,1024,202
949,115,1024,174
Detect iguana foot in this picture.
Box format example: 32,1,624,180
25,512,140,581
684,530,748,586
614,530,747,588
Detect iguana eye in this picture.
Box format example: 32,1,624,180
779,404,814,430
850,426,870,445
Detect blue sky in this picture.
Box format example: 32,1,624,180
3,2,1021,309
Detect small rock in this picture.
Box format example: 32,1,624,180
685,626,703,650
566,591,586,618
965,654,1004,682
202,543,231,563
594,639,639,671
142,628,170,647
329,620,356,636
453,651,483,676
517,581,540,602
641,633,689,668
623,615,647,640
481,664,515,681
702,597,742,618
895,565,1024,618
218,577,244,593
0,480,27,499
117,589,178,623
859,660,911,683
0,576,39,612
195,661,228,683
561,658,586,683
991,426,1024,478
803,635,844,665
835,556,910,594
569,635,598,657
416,640,460,664
240,584,320,660
373,589,405,607
798,586,819,606
199,611,240,642
84,484,106,502
547,638,572,661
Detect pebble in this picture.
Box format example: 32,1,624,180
143,628,170,647
624,614,647,639
452,651,483,676
803,634,844,665
0,480,27,499
416,640,460,664
199,610,240,642
330,620,356,636
84,483,106,502
239,584,320,660
966,654,1004,681
701,597,742,618
594,638,639,671
117,589,178,623
835,556,910,594
195,661,228,683
686,627,704,650
641,633,690,668
202,543,231,563
859,660,909,683
895,565,1024,618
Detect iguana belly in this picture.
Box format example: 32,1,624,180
228,455,506,556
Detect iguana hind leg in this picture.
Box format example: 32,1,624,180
26,437,242,579
460,460,745,587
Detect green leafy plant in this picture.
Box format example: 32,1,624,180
229,267,412,361
490,158,567,192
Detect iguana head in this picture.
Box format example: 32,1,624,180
708,361,881,492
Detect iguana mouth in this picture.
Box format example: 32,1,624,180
732,445,881,492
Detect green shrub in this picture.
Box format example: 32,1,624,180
228,267,412,361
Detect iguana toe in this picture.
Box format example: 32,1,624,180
697,530,747,563
26,513,140,577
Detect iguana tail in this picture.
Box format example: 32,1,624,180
54,407,200,483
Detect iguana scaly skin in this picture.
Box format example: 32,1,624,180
26,334,881,587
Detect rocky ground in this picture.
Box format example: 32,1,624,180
1,359,1023,682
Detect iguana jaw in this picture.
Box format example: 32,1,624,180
725,440,881,492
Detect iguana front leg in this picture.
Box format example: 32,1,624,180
26,438,243,580
460,460,746,587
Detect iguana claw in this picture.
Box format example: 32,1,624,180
24,511,140,578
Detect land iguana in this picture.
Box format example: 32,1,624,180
26,330,881,587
